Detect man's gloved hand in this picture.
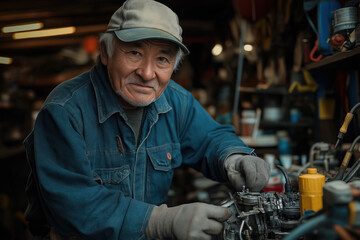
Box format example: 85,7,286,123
146,202,231,240
224,154,271,192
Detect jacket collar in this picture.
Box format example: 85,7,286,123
90,60,171,124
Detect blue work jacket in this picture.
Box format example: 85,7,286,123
24,61,254,239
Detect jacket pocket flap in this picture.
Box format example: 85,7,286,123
94,166,130,184
147,143,180,171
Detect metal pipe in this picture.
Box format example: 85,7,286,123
283,214,329,240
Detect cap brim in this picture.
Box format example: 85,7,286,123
114,28,189,55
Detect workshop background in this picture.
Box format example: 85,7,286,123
1,0,360,239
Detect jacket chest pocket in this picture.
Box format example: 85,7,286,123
146,143,181,204
93,166,131,196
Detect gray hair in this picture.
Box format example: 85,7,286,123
99,32,184,71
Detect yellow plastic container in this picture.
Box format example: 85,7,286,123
299,168,325,215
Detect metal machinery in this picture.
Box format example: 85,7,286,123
213,141,359,239
211,103,360,239
215,180,360,240
216,188,300,240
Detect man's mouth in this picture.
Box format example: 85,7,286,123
130,83,155,94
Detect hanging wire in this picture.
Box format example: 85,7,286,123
335,102,360,149
333,135,360,180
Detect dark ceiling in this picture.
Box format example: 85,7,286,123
0,0,235,57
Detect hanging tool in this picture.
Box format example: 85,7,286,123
303,0,341,61
333,135,360,180
309,39,323,62
334,103,360,149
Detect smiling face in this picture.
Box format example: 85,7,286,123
100,38,178,109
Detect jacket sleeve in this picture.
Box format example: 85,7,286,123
32,103,153,240
179,93,255,182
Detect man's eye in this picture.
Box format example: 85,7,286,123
158,57,169,63
130,51,140,56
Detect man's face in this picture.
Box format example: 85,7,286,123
100,38,178,109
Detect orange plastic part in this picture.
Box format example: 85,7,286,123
299,168,325,215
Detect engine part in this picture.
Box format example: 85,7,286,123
284,180,360,240
299,168,325,215
216,188,300,240
333,7,358,34
323,180,352,207
297,142,336,175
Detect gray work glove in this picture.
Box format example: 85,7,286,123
224,154,271,192
146,202,232,240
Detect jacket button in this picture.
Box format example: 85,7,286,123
167,152,172,160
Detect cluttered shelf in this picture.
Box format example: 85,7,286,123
239,86,289,95
239,86,315,96
238,86,315,128
304,47,360,71
260,119,314,129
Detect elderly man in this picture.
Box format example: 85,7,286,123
24,0,270,239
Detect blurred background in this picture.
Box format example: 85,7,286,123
1,0,360,239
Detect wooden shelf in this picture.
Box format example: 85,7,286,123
239,86,315,96
305,47,360,71
260,120,314,129
239,86,288,95
0,145,25,159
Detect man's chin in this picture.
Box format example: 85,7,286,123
116,91,155,108
128,99,155,107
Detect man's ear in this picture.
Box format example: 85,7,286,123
100,42,108,65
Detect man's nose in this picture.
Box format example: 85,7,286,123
135,59,156,81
